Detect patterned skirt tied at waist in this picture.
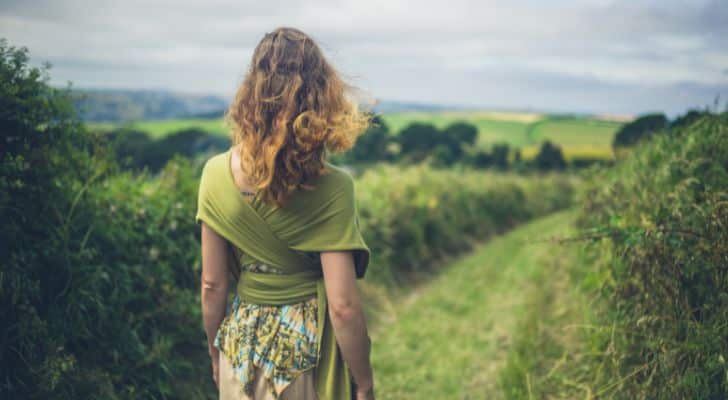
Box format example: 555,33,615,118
215,268,353,400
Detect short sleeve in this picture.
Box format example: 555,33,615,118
329,175,370,278
195,158,214,226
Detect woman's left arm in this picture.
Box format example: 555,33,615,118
200,221,231,387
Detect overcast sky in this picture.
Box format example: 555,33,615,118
1,0,726,115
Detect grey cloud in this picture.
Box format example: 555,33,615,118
1,0,726,115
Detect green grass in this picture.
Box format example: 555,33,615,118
87,118,229,138
371,210,580,399
529,117,621,148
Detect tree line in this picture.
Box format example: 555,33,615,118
103,116,589,174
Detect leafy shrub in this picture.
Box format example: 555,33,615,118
670,109,710,130
612,113,668,149
106,127,229,172
356,165,576,285
345,114,394,163
105,127,155,168
578,113,728,398
1,40,212,400
569,156,611,169
397,121,479,166
534,140,566,170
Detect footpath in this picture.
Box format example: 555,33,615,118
371,210,578,399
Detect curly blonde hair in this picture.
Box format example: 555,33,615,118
225,27,370,208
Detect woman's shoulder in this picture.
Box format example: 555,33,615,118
317,161,355,192
199,149,232,179
285,162,354,207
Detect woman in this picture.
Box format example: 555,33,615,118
195,27,375,400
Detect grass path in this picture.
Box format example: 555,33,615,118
370,210,578,399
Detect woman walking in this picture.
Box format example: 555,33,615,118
195,27,375,400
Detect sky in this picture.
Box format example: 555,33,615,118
1,0,726,116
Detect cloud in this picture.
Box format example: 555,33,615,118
1,0,725,114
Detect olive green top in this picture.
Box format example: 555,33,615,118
195,148,370,400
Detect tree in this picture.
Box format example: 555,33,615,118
432,144,457,166
397,121,478,165
105,127,154,169
471,150,492,168
442,122,478,162
444,122,478,146
534,140,566,170
397,122,442,163
491,143,510,170
347,114,393,162
613,113,668,148
105,127,229,172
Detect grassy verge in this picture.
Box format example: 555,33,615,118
370,210,581,399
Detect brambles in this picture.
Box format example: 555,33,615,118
578,112,728,398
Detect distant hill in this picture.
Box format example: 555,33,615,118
68,88,464,122
70,89,229,122
370,100,457,113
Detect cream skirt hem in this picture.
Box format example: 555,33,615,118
218,352,319,400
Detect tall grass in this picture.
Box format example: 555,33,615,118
497,113,728,399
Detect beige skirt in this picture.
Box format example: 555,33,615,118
218,352,319,400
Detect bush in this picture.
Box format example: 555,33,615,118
345,114,394,162
534,140,566,170
356,165,576,285
106,127,229,172
578,112,728,398
569,156,611,169
1,40,211,399
397,121,478,166
612,113,668,148
491,143,510,170
105,128,154,169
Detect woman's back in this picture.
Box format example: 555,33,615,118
197,26,375,400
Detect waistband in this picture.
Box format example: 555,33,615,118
236,269,323,306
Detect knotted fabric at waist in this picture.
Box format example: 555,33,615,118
236,269,324,306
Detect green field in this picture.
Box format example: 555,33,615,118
88,117,229,138
381,111,537,147
88,110,625,160
371,210,580,399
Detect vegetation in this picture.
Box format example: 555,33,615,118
89,117,229,138
533,141,567,171
1,41,575,399
1,41,212,399
369,112,728,399
356,165,575,285
497,112,728,399
612,113,668,148
106,127,228,172
371,211,579,399
6,35,725,400
88,111,626,166
577,113,728,398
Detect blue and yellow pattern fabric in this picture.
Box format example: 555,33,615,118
214,247,320,399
